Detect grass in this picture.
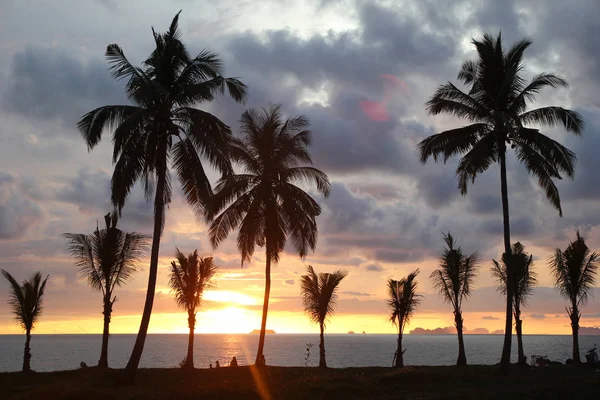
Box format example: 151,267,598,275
1,365,599,399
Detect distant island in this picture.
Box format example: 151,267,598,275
348,331,355,334
250,329,276,334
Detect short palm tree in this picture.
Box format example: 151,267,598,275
168,249,217,369
300,265,347,368
550,231,598,364
491,242,537,365
207,104,331,365
430,233,478,366
64,212,150,368
418,33,584,370
2,270,49,372
76,11,246,375
388,269,421,368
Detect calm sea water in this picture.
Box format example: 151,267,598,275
0,334,598,372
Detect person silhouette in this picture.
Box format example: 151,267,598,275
230,357,238,367
215,360,220,368
209,363,213,369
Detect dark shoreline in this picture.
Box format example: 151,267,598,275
1,365,598,399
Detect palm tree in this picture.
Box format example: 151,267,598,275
2,270,49,372
491,242,537,365
418,32,584,371
168,249,217,369
76,11,247,375
64,212,150,368
388,270,421,368
300,265,347,368
207,104,331,365
550,231,598,364
430,233,479,366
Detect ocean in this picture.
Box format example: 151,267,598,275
0,334,598,372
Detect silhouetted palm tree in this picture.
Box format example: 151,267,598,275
388,270,421,368
168,249,217,369
300,265,347,368
492,242,537,365
207,104,331,365
418,33,584,371
76,11,246,375
430,233,478,366
2,270,49,372
64,212,150,368
550,231,598,364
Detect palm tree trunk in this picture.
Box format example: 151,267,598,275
394,329,404,368
319,322,327,368
514,307,525,365
570,304,581,364
98,294,112,368
455,310,467,366
184,311,195,369
255,256,271,366
23,329,31,372
498,147,514,373
125,149,167,377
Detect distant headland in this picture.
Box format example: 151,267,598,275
250,329,276,334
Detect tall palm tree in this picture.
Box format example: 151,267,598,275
2,270,49,372
64,212,150,368
300,265,347,368
418,33,584,371
76,12,246,375
550,231,598,364
430,233,479,366
388,270,421,368
491,242,537,365
168,249,217,369
207,104,331,365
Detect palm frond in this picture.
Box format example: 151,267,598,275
550,232,598,307
1,270,48,331
172,138,213,217
418,123,489,163
387,270,421,331
77,105,142,150
456,133,498,195
301,266,347,328
520,107,584,135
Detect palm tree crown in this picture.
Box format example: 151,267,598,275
208,104,331,262
77,11,247,221
387,270,421,332
430,233,479,310
300,265,347,327
2,271,49,332
418,32,583,216
169,249,217,312
64,212,150,300
492,242,537,309
550,231,598,307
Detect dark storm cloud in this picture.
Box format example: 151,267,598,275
222,1,458,174
57,168,111,213
364,263,384,272
0,171,44,239
468,194,502,215
559,109,600,200
481,316,500,320
481,217,537,237
2,46,125,128
342,291,371,297
416,172,460,209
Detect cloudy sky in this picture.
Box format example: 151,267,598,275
1,0,600,335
